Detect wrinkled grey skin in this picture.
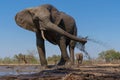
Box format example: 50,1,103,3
76,53,83,64
15,4,87,66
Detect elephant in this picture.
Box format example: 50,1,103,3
15,4,87,66
76,53,83,64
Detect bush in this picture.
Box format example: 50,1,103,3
47,55,60,65
98,49,120,63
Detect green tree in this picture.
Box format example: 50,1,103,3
47,55,60,64
25,50,39,64
25,53,39,64
3,57,12,64
98,49,120,62
14,52,39,64
14,53,27,64
0,58,3,64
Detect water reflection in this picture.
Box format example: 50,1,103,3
0,65,40,76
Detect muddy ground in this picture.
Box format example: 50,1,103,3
0,64,120,80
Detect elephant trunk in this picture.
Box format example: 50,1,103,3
46,22,87,44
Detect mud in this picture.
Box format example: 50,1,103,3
0,64,120,80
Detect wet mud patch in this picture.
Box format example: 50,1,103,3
0,64,120,80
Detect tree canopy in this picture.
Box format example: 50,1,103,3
98,49,120,62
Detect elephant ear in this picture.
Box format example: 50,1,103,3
50,6,62,25
54,14,62,25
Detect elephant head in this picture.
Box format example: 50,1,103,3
15,4,87,44
15,9,37,32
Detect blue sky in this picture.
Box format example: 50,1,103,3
0,0,120,58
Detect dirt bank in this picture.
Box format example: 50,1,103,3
0,64,120,80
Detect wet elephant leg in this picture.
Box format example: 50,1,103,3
69,40,76,65
36,32,47,66
57,36,69,65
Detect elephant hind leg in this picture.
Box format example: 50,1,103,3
69,40,76,65
57,36,70,65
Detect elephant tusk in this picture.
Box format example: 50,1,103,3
41,30,46,40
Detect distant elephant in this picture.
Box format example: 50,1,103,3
15,4,87,66
76,53,83,64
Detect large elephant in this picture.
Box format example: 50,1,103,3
15,4,87,66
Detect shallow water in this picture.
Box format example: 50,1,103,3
0,65,40,76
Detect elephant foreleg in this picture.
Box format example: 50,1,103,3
36,32,47,66
58,36,69,65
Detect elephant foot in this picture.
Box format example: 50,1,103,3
57,60,66,66
57,60,73,69
57,58,70,66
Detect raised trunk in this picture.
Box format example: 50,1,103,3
46,22,87,44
